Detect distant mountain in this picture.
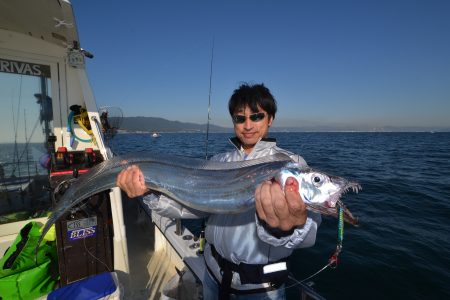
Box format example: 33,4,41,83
116,116,449,133
119,116,232,133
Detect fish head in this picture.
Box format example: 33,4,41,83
277,164,360,225
307,173,348,207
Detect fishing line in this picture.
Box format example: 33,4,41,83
75,198,112,273
13,76,23,167
260,202,346,299
82,227,112,273
205,38,214,160
10,116,40,176
258,262,334,300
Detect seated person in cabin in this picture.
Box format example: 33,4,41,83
117,83,321,300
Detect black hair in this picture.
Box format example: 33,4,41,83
228,83,277,119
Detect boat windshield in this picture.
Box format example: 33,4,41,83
0,62,54,224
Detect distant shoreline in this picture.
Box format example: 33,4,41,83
116,130,450,134
117,116,450,134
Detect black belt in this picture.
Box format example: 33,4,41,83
208,244,289,299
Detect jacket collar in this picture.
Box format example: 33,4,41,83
229,137,277,158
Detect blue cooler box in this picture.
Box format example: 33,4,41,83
48,272,120,300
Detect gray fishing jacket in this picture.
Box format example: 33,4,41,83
142,138,321,288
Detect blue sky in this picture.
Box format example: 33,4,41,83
71,0,450,129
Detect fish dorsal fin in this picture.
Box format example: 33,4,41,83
79,152,292,183
112,151,291,170
201,153,292,170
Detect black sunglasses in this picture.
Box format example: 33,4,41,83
232,112,266,124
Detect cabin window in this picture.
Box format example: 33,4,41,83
0,59,53,224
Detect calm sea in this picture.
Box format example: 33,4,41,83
111,132,450,300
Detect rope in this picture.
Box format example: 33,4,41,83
53,18,73,28
67,111,93,143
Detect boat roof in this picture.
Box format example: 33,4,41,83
0,0,79,48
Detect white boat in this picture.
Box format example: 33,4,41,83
0,1,325,299
152,132,161,138
0,1,200,298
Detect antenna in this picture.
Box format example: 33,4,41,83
205,38,214,159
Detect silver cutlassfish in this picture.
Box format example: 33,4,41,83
37,152,360,249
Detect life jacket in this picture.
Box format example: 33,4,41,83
0,221,59,300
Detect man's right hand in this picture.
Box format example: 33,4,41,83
116,165,149,198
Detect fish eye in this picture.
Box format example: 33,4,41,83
311,174,323,186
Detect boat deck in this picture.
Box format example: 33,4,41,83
121,195,184,299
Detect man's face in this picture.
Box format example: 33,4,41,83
232,105,273,154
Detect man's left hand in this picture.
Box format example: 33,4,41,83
255,177,307,232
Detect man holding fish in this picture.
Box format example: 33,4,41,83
117,83,321,299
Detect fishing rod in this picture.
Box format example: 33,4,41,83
12,77,23,173
205,38,214,160
198,39,215,254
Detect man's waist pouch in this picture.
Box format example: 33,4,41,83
210,244,289,285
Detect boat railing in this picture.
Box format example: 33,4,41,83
0,159,51,224
0,160,46,181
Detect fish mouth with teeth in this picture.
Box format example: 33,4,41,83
308,182,361,226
